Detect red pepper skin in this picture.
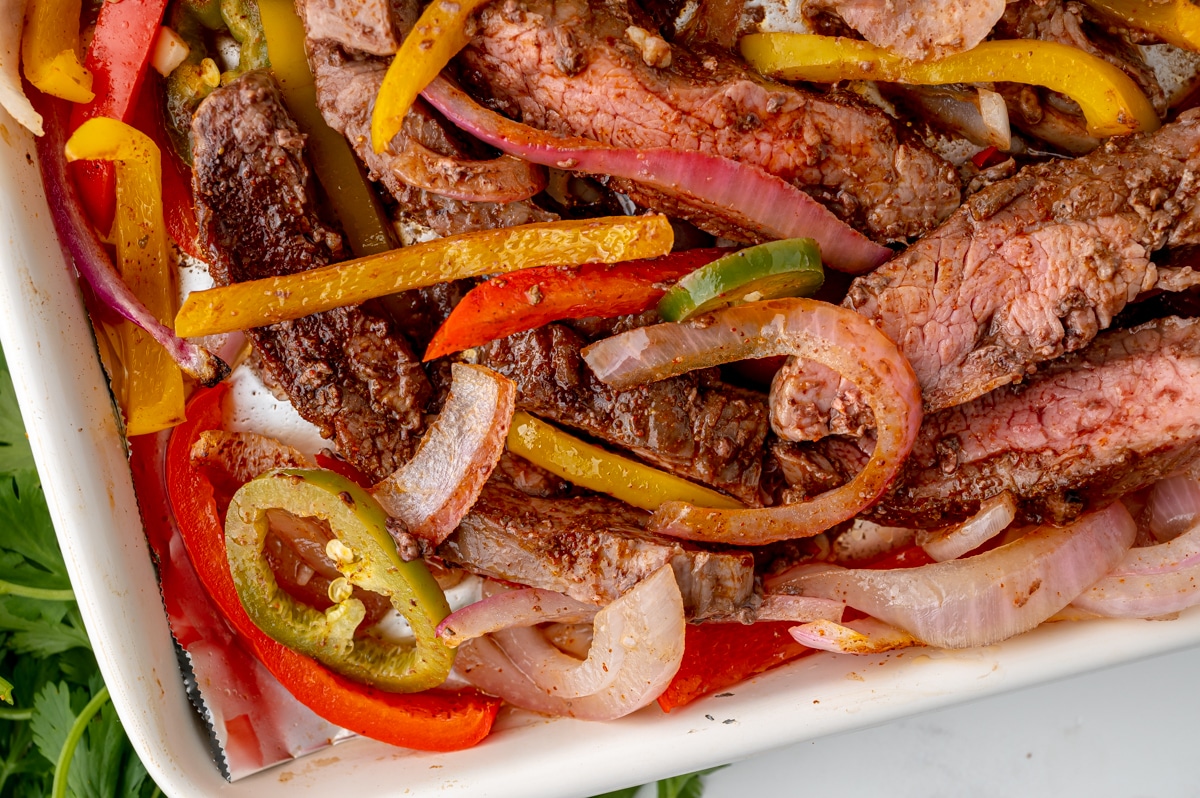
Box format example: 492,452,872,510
314,450,374,489
423,248,728,361
657,621,813,712
69,0,170,232
129,75,203,260
164,385,500,751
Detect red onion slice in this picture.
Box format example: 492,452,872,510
1147,475,1200,543
371,364,515,544
790,617,918,655
420,77,891,275
456,565,685,720
31,92,229,386
916,492,1016,562
776,502,1136,648
1072,519,1200,618
581,298,923,544
437,587,598,647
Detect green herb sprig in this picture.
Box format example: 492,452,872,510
0,347,159,797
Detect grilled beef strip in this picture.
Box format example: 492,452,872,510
803,0,1007,61
438,480,757,619
458,0,961,243
773,112,1200,444
477,323,771,505
192,71,431,482
300,0,415,55
862,315,1200,528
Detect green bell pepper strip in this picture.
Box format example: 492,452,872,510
657,238,823,322
225,468,455,692
164,0,269,162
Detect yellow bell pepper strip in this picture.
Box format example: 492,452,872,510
369,0,491,153
258,0,392,256
658,238,823,323
1080,0,1200,53
739,34,1160,138
225,468,455,692
21,0,93,102
65,118,185,435
175,214,674,337
506,411,743,513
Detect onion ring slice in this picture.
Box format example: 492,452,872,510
581,298,922,544
371,364,515,544
776,502,1136,648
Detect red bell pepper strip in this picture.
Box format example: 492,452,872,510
164,385,500,751
130,74,203,260
314,450,374,490
423,248,728,361
69,0,170,233
657,621,813,712
657,543,940,711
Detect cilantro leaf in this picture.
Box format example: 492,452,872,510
657,768,723,798
0,596,91,657
30,681,77,768
0,349,34,475
0,470,68,588
593,788,643,798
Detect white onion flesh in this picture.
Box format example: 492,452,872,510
371,364,515,544
917,492,1017,562
976,87,1012,151
436,586,598,647
790,617,919,655
0,0,43,136
1147,475,1200,543
456,565,685,720
754,594,845,623
774,503,1136,648
151,26,191,77
581,298,923,544
1072,519,1200,618
189,429,312,481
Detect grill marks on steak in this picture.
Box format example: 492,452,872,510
192,72,431,482
772,113,1200,439
439,480,756,619
478,324,770,504
870,316,1200,527
460,0,960,242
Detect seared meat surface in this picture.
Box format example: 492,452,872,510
804,0,1006,61
478,324,770,504
192,71,431,481
300,0,415,55
870,316,1200,527
774,112,1200,442
439,481,757,618
460,0,960,242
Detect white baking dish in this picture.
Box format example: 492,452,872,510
4,106,1200,798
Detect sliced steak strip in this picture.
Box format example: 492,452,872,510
300,0,415,55
477,324,770,505
307,41,555,232
192,71,431,481
869,316,1200,527
438,481,756,619
805,0,1006,61
775,112,1200,440
460,0,960,242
